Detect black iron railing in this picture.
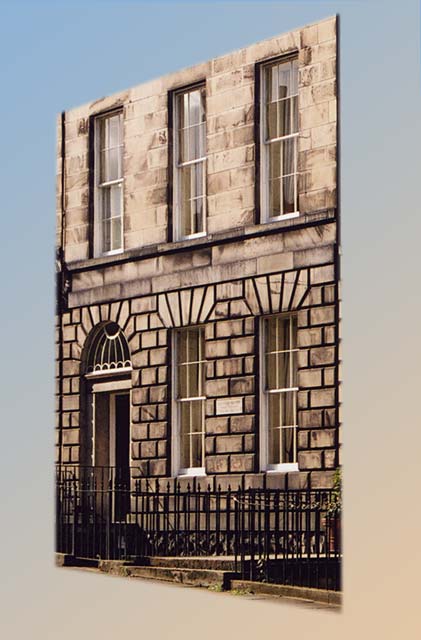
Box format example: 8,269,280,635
56,465,341,590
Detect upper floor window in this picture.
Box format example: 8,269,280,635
173,85,206,240
261,58,299,222
260,314,298,471
172,327,206,475
94,111,124,257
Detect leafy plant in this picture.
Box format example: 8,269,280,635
230,588,251,596
326,467,342,516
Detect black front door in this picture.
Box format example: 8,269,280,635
113,393,130,521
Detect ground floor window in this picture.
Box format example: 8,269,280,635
260,314,298,471
173,326,206,475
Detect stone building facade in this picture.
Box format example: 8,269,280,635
55,15,340,493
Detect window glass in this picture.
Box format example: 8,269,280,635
263,315,298,466
95,112,123,256
175,86,206,238
262,59,299,219
176,328,205,472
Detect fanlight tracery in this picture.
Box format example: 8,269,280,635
85,322,131,374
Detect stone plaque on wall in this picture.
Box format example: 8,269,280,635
215,398,243,415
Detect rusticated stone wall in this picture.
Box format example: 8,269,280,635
56,242,339,489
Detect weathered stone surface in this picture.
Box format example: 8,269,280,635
298,451,322,470
206,456,229,474
215,435,243,454
229,454,254,473
57,16,339,492
206,417,229,435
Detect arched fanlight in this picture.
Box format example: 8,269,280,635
85,322,131,374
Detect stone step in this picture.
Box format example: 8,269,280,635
230,579,342,606
112,564,235,589
142,555,240,571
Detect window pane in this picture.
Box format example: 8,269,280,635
189,89,201,125
180,433,203,469
180,433,190,469
268,178,281,218
269,391,296,428
101,217,111,254
178,329,188,363
267,316,289,352
109,147,121,182
291,59,299,95
277,98,291,137
188,123,206,160
190,363,200,397
198,121,206,157
265,351,297,390
177,329,204,398
268,426,296,465
282,427,295,463
265,316,298,465
283,176,295,214
100,114,123,183
269,141,281,180
266,352,292,390
108,114,121,147
180,402,191,437
177,91,206,163
180,400,204,469
190,434,203,468
275,316,291,351
178,127,188,164
175,86,206,238
191,197,204,237
190,399,204,434
177,329,205,469
111,216,122,251
265,64,277,103
282,137,295,176
110,183,122,216
291,95,298,133
180,163,205,236
189,88,206,125
101,187,111,221
179,165,192,234
278,351,293,388
268,426,280,465
100,185,122,252
266,353,277,390
278,63,292,99
178,363,188,399
266,101,277,140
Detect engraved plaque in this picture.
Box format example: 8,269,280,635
215,398,243,415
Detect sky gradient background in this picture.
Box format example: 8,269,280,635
1,0,420,637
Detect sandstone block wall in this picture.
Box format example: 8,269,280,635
57,15,337,262
56,15,340,490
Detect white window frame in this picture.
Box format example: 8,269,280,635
171,327,206,477
173,85,207,242
94,111,124,257
260,314,299,472
260,58,299,223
